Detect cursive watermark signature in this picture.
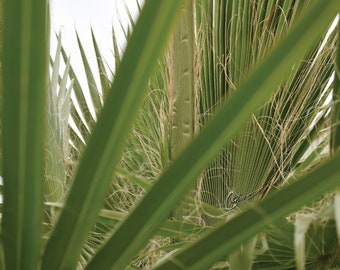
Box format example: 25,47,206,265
225,188,265,210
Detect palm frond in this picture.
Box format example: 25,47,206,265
197,0,337,214
41,2,184,268
1,0,49,268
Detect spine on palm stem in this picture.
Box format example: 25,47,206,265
169,0,196,222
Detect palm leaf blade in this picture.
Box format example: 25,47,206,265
41,1,184,269
154,153,340,270
1,0,49,268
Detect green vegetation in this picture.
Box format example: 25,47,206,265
0,0,339,269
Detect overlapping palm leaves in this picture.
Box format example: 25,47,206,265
197,0,336,212
195,1,339,268
0,0,339,269
54,0,339,267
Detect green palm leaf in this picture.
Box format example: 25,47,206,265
41,1,184,269
153,152,340,270
1,0,49,268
